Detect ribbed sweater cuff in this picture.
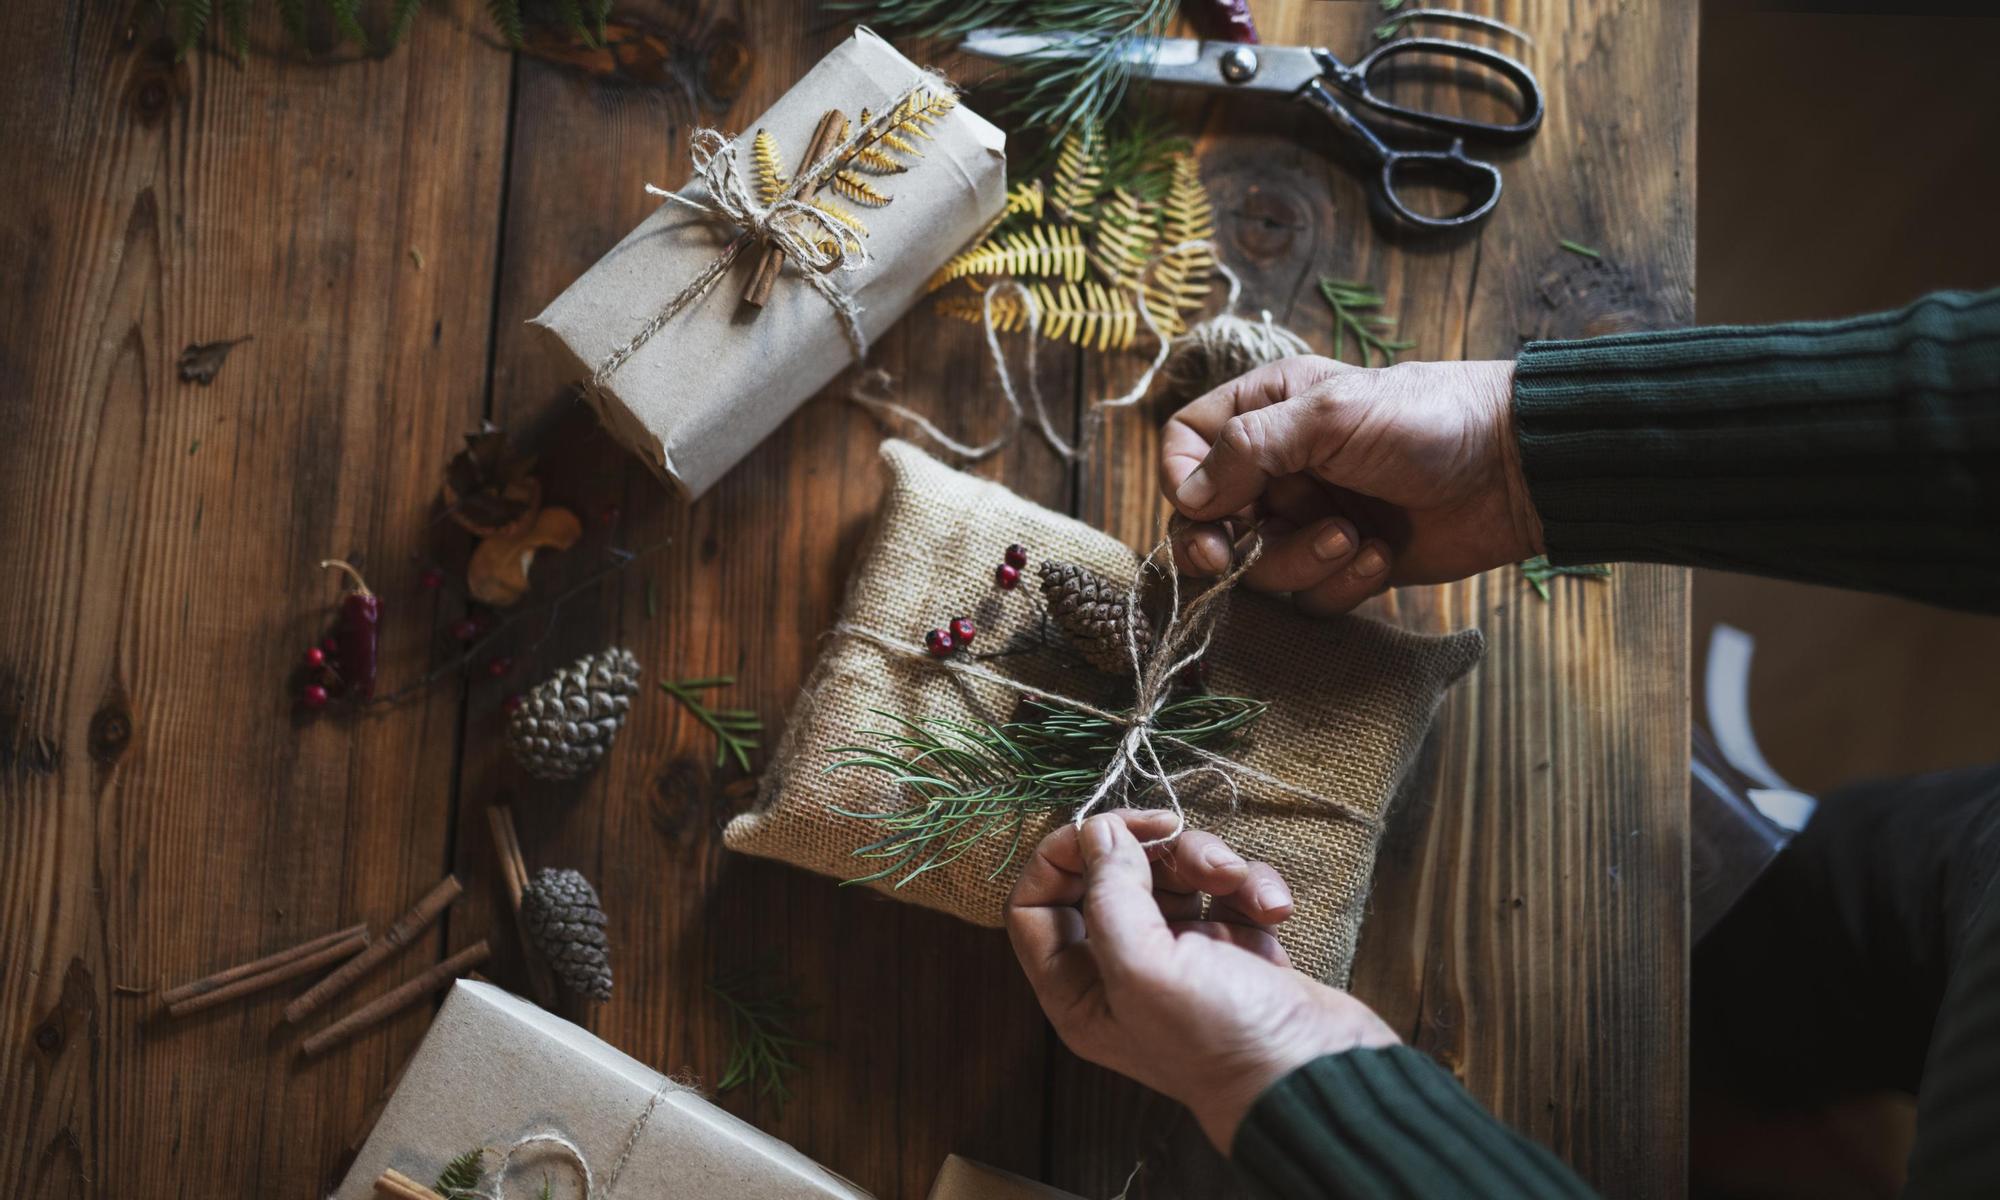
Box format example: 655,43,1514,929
1511,290,2000,610
1232,1046,1596,1200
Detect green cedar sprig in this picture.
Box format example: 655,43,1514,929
1318,279,1416,367
709,967,812,1109
839,0,1177,142
1518,554,1613,601
152,0,611,61
660,677,762,772
828,694,1266,888
435,1148,486,1200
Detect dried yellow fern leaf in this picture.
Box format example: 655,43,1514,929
1088,187,1161,291
930,224,1087,287
1050,124,1106,224
752,130,788,206
849,145,908,175
1150,153,1216,329
1004,180,1045,220
830,170,894,207
938,281,1139,353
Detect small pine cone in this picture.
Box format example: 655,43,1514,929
506,647,641,781
1039,559,1154,675
521,867,613,1001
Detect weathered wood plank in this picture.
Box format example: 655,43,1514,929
0,4,511,1195
444,7,1070,1198
1057,2,1693,1196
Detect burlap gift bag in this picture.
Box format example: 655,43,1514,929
726,441,1484,982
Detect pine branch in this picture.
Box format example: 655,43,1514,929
484,0,524,46
1318,278,1416,367
1518,555,1612,601
829,694,1267,888
435,1148,487,1200
327,0,367,50
220,0,252,58
385,0,422,48
709,967,812,1109
660,677,761,772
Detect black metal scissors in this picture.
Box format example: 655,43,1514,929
961,29,1544,233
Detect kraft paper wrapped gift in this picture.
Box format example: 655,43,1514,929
530,27,1007,499
332,981,871,1200
927,1155,1087,1200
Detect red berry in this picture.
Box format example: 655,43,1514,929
419,567,445,590
502,692,524,713
598,503,622,526
924,628,955,657
1004,544,1028,569
301,683,329,709
486,655,514,678
321,636,340,656
304,646,326,668
995,563,1021,589
949,617,976,645
447,617,479,641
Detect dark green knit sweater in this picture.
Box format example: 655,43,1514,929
1230,290,2000,1198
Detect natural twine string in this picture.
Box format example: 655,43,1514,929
592,74,953,388
831,526,1385,846
852,240,1312,465
473,1081,675,1199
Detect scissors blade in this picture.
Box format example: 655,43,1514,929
959,27,1322,98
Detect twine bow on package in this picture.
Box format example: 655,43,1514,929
333,981,871,1200
727,442,1486,984
531,28,1006,499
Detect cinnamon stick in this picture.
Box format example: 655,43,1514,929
374,1168,444,1200
743,108,846,308
166,929,371,1018
486,804,560,1009
301,940,490,1057
284,875,463,1025
161,922,367,1006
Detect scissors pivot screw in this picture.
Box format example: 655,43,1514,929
1218,45,1260,84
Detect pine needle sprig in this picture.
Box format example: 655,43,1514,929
1518,555,1613,601
829,694,1267,888
660,677,762,772
710,967,812,1109
435,1148,487,1200
1318,279,1416,367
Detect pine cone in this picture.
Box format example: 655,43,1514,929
1039,559,1154,675
520,867,613,1001
506,647,641,781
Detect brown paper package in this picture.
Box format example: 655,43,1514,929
530,28,1006,499
927,1155,1087,1200
332,981,872,1200
727,442,1486,984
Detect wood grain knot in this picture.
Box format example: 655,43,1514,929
89,705,132,764
125,38,183,128
649,757,714,843
32,1021,62,1054
1228,184,1308,265
698,21,751,105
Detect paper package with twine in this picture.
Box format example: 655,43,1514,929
332,981,872,1200
529,28,1006,500
726,442,1486,984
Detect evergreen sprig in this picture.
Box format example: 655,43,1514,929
435,1148,486,1200
1518,555,1613,601
660,677,762,772
840,0,1176,141
1318,279,1416,367
829,694,1266,888
153,0,611,60
709,967,812,1109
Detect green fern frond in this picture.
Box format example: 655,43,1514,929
326,0,367,48
435,1147,486,1200
275,0,307,44
171,0,214,59
752,130,787,206
484,0,525,46
385,0,423,48
219,0,251,58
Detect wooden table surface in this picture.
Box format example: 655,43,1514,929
0,2,1692,1196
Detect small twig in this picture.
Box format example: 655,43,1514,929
284,875,463,1024
487,805,559,1009
1559,238,1602,259
167,930,371,1018
162,922,369,1006
300,940,490,1057
660,677,762,772
364,541,670,709
1518,555,1613,601
709,967,812,1108
1319,279,1415,368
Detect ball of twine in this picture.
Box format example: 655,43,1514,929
1156,310,1315,404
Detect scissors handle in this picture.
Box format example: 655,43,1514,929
1318,37,1544,143
1300,80,1502,232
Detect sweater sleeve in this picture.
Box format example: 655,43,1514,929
1511,289,2000,612
1231,1046,1598,1200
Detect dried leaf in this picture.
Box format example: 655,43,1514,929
444,422,541,534
177,336,251,385
468,506,583,606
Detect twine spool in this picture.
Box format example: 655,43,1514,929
1154,310,1315,405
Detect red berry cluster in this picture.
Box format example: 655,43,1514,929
925,616,977,658
300,637,342,709
995,542,1028,589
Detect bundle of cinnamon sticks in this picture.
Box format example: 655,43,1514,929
161,873,488,1057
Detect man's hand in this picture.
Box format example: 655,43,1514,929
1005,810,1399,1151
1160,356,1541,615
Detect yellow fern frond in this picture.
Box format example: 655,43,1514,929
850,145,908,175
829,170,893,207
891,89,956,138
752,129,788,206
934,281,1137,352
1088,187,1161,290
930,224,1087,287
1004,180,1045,220
1154,153,1216,322
810,198,868,238
1050,123,1106,223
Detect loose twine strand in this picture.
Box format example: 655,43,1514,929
592,74,954,388
472,1081,675,1199
852,240,1311,466
832,526,1384,846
